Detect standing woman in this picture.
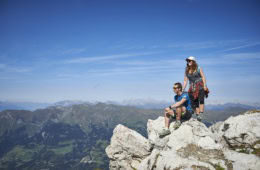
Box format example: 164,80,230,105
183,56,208,121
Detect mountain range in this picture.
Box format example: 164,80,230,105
0,101,50,111
0,103,162,169
1,100,260,111
0,101,252,169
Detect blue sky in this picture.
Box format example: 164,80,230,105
1,0,260,103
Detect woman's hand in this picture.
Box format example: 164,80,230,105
204,86,208,91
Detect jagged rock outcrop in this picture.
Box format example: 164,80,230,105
106,111,260,170
210,110,260,153
106,124,151,170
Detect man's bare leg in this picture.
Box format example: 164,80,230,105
176,107,182,120
159,109,174,137
174,106,183,129
165,110,174,128
181,106,187,115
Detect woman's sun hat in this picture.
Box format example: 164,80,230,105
186,56,196,61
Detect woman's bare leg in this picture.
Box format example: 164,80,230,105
199,104,204,113
196,107,200,115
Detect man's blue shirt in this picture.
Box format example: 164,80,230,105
174,92,192,111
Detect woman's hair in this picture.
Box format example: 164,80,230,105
185,60,198,75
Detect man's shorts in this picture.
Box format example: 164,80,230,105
181,110,193,120
171,109,194,120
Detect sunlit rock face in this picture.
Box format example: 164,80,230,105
106,111,260,170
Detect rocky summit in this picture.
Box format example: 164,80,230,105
106,110,260,170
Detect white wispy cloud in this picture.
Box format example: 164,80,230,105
57,63,184,79
165,42,218,50
216,42,260,53
222,52,260,60
63,52,159,64
9,67,32,73
149,40,245,50
105,40,248,52
58,51,260,80
199,52,260,66
106,58,185,67
0,64,32,73
62,48,87,55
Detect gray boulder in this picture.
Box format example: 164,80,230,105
210,111,260,153
105,124,150,170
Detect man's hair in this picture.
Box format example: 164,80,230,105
174,82,182,91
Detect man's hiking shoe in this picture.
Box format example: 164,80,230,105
173,120,181,130
196,113,203,122
159,129,171,137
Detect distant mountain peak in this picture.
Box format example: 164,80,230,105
53,100,88,107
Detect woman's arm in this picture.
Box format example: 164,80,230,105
200,67,207,90
183,73,188,91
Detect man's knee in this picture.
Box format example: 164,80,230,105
165,110,174,116
176,106,184,112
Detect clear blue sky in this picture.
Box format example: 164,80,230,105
1,0,260,103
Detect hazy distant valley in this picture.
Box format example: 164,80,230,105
0,101,254,169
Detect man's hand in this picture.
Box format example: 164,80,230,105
165,107,171,112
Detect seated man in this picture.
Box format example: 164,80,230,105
159,82,193,137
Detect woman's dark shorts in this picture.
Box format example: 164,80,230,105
189,89,205,109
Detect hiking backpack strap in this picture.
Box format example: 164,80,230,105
197,66,200,74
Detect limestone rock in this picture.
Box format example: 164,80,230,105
166,119,222,151
224,149,260,170
210,112,260,151
140,118,227,170
147,116,169,150
105,124,150,170
106,111,260,170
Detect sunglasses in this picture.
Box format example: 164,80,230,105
187,60,192,63
173,87,178,89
